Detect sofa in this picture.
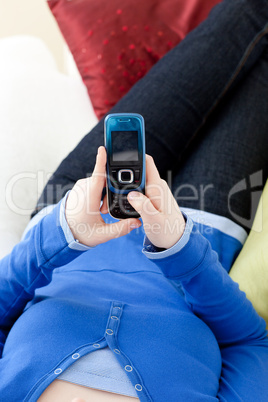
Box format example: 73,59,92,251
0,34,267,330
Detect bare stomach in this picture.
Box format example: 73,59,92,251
37,379,140,402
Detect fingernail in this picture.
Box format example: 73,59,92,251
128,191,140,200
130,223,140,229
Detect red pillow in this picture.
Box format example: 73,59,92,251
48,0,221,120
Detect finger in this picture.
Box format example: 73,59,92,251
145,154,161,186
71,399,86,402
89,146,107,212
145,155,167,211
99,218,142,244
100,193,109,214
127,191,160,221
92,146,106,180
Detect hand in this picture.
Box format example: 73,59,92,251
65,146,141,247
127,155,186,249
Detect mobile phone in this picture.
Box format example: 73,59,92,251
104,113,146,219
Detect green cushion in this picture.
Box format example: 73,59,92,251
230,180,268,329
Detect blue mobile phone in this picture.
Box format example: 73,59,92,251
104,113,146,219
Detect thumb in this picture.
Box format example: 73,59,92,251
128,191,158,220
71,399,86,402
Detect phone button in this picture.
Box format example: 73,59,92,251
110,170,119,185
113,207,121,215
111,194,119,206
118,169,134,184
134,170,140,182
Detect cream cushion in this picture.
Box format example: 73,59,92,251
230,180,268,328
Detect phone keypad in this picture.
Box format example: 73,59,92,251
111,194,138,216
108,165,142,218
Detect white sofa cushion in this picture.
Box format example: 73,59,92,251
0,35,98,258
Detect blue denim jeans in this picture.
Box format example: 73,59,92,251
33,0,268,232
172,47,268,232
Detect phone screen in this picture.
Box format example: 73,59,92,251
111,131,139,162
